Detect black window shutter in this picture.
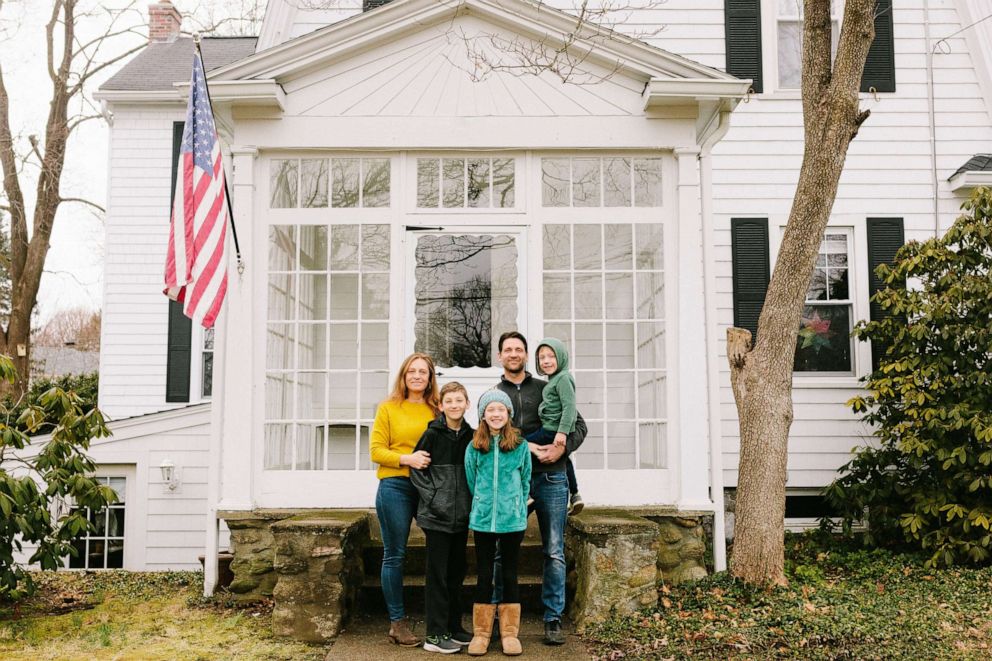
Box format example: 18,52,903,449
861,0,895,93
166,121,192,403
731,218,770,340
725,0,763,93
866,217,904,370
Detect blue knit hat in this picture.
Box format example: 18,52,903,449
477,389,514,420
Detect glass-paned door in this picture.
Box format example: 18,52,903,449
406,228,526,422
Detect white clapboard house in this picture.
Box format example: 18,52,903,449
56,0,992,578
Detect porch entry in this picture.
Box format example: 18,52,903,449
404,226,526,424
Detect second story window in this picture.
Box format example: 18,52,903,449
777,0,839,89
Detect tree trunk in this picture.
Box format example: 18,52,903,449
727,0,878,585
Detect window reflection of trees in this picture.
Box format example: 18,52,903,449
417,158,515,208
414,235,517,368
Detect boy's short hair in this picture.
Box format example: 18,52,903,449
498,331,528,353
439,381,469,402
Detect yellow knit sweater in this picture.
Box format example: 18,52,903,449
369,399,436,479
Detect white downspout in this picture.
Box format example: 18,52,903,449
925,0,940,238
699,108,733,573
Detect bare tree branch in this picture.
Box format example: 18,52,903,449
58,197,105,214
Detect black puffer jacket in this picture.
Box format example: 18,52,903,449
410,415,474,533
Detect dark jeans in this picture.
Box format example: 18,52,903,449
524,428,579,495
424,529,468,637
531,471,568,622
375,477,418,621
474,530,525,604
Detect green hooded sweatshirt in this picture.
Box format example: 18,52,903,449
535,337,577,434
464,435,531,533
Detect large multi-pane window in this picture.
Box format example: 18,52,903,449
794,230,853,373
266,224,391,470
68,477,126,570
542,223,666,469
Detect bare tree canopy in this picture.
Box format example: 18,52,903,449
33,306,100,350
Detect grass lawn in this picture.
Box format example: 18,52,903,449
0,572,327,660
583,534,992,660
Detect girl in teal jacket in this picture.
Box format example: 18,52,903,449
463,389,529,656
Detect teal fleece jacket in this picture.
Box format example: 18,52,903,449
535,337,577,434
464,436,531,534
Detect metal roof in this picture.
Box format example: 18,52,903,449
100,36,258,92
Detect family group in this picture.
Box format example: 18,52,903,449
369,331,588,655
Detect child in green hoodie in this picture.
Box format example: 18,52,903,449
527,337,583,515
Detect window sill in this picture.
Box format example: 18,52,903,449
791,375,862,389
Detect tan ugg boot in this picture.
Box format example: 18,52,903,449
468,603,497,656
497,603,522,656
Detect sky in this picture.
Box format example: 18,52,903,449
0,1,263,324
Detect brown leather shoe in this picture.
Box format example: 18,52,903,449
497,603,522,656
468,603,497,655
387,617,420,647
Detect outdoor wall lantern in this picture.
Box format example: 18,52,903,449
159,458,179,491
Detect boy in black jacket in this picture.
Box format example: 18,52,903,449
411,381,475,654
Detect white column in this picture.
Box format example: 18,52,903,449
673,147,712,510
217,146,258,511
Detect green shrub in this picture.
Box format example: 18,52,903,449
4,372,99,436
824,187,992,568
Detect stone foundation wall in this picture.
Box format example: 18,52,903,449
567,509,712,631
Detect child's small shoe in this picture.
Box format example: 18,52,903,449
568,492,584,516
424,634,462,654
451,628,472,646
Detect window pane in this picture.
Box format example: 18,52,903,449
778,21,802,88
634,159,664,207
69,539,86,568
329,274,359,320
638,371,667,419
636,272,664,319
573,224,602,270
108,478,126,502
605,323,635,369
266,372,294,419
828,267,849,300
296,371,327,419
542,158,570,207
603,157,631,207
607,372,636,419
638,423,666,469
107,539,124,569
608,420,636,469
328,371,358,418
108,508,125,537
266,323,295,370
90,507,107,536
362,224,390,271
575,370,604,418
330,225,359,271
361,372,388,419
543,224,570,270
361,323,388,369
270,160,298,208
574,323,603,369
88,540,107,569
298,274,328,320
794,304,852,372
264,424,294,469
417,159,439,207
299,225,328,271
574,274,602,319
635,224,664,269
442,159,465,208
543,323,571,358
576,421,604,469
329,323,358,370
807,268,828,301
572,158,601,207
362,273,390,320
543,274,571,320
605,273,634,319
637,322,666,370
492,158,515,208
268,273,295,320
362,158,390,207
296,424,325,470
358,424,372,470
466,159,491,208
604,224,633,269
332,158,360,208
300,159,328,208
300,319,329,369
327,425,356,470
269,225,296,271
202,351,213,397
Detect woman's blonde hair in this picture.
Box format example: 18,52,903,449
472,413,522,453
388,352,440,414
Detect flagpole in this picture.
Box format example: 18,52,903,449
193,32,245,277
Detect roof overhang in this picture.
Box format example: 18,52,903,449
643,79,752,110
948,170,992,191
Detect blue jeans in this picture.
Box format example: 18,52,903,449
375,477,418,621
531,471,568,622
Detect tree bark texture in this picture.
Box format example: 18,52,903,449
728,0,878,585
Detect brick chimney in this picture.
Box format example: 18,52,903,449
148,1,181,43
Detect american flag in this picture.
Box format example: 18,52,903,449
164,48,229,329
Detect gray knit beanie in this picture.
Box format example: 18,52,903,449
477,389,514,420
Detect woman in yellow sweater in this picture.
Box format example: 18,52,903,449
370,352,440,646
